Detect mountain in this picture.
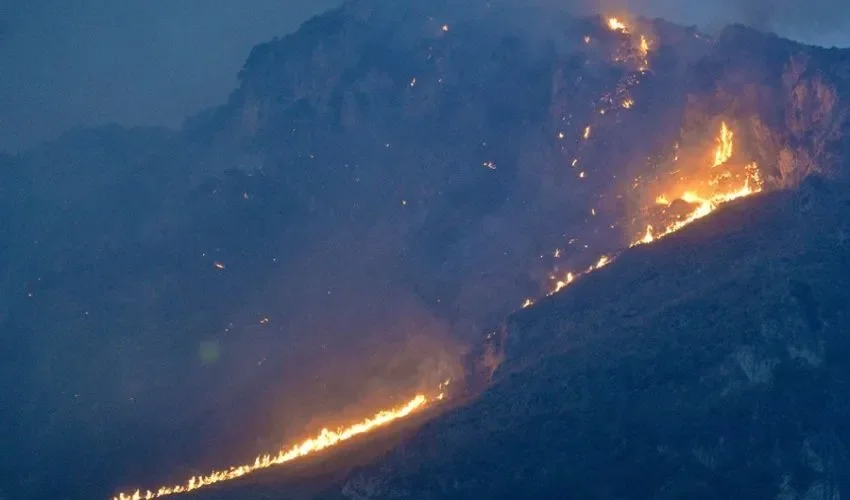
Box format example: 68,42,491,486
318,177,850,500
2,0,850,498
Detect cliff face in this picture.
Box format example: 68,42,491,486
683,25,850,186
3,1,850,499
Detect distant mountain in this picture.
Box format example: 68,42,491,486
2,0,850,499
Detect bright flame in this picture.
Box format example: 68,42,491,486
638,225,655,244
632,122,762,246
607,17,628,32
113,394,433,499
639,36,649,57
538,121,763,303
541,254,612,298
712,121,733,167
637,35,650,70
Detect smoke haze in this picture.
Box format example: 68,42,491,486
592,0,850,43
1,0,849,153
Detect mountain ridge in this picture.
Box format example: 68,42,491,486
317,177,850,500
2,2,850,498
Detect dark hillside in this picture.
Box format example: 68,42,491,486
323,178,850,499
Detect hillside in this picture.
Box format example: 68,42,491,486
2,0,850,498
318,177,850,499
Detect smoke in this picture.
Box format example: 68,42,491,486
0,0,342,152
573,0,850,45
3,0,849,153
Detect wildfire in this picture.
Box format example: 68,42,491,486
607,17,628,33
632,121,763,246
637,35,650,70
604,16,650,71
545,254,611,297
712,121,733,167
639,35,649,57
538,121,762,302
113,393,435,499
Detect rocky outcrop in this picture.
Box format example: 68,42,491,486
682,25,850,186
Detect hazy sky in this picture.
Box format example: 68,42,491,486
1,0,848,153
0,0,341,152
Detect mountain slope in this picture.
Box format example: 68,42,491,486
320,177,850,499
3,1,850,499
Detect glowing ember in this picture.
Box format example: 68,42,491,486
113,394,433,499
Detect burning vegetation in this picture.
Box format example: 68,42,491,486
111,14,769,500
541,17,764,299
112,386,448,499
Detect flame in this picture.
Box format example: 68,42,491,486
638,225,655,244
712,121,733,167
552,272,576,293
632,122,762,246
639,36,649,58
537,121,762,302
113,394,434,499
607,17,628,33
542,254,612,298
604,16,649,71
637,35,650,70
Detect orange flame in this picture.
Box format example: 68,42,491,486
632,122,762,246
607,17,628,32
113,394,433,499
712,121,733,167
538,121,762,302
